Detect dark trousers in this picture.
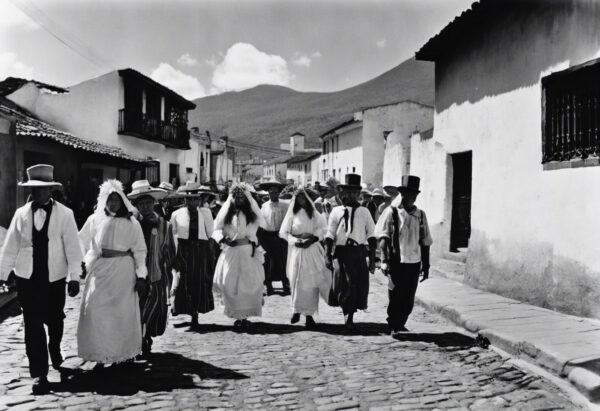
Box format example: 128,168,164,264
333,245,369,314
16,276,66,378
258,230,290,290
387,262,421,331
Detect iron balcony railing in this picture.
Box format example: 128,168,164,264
118,109,190,149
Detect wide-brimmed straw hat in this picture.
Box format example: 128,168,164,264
259,179,285,191
19,164,62,187
127,179,168,201
158,181,174,191
371,188,385,198
337,174,362,190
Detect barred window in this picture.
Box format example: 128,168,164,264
542,59,600,165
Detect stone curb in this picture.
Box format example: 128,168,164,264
414,283,600,403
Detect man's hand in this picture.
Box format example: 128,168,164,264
67,280,80,297
368,259,376,274
135,278,149,299
325,254,334,271
420,267,429,283
380,261,390,276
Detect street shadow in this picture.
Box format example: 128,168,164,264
51,352,248,395
238,321,390,336
391,332,476,349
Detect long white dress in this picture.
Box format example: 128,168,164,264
77,213,147,363
212,212,265,319
280,209,331,316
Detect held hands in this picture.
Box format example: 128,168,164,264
67,280,80,297
135,278,149,299
369,259,376,275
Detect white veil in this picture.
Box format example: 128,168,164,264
279,186,324,240
94,179,136,215
213,182,265,232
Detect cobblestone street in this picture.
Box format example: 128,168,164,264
0,276,582,410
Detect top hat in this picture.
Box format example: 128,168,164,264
19,164,62,187
338,173,362,190
158,181,174,191
398,175,421,193
259,179,285,191
127,179,169,201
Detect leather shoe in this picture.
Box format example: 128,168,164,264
305,316,317,329
290,313,300,324
32,376,49,395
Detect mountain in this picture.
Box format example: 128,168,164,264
188,57,433,156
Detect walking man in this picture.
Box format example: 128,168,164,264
0,165,82,393
325,174,376,328
258,179,290,295
376,175,432,335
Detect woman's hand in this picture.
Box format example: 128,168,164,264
135,278,149,299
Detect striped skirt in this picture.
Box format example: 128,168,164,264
172,239,215,315
140,271,170,338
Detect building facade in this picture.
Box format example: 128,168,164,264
285,152,320,186
320,119,363,183
415,0,600,318
210,137,235,184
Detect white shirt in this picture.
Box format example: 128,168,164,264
325,205,375,246
170,207,214,241
0,201,83,282
261,200,289,232
33,200,53,230
375,205,433,264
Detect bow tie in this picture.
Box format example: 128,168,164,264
32,201,52,213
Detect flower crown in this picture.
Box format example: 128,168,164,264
230,182,252,196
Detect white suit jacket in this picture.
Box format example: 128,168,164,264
0,201,83,282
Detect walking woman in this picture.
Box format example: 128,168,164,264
170,182,215,330
279,188,331,328
212,182,266,329
127,180,177,356
78,180,148,366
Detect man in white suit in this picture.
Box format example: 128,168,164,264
0,164,82,394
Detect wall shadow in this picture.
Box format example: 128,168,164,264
51,352,248,396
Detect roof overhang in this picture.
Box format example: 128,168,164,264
118,68,196,110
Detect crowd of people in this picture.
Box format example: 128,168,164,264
0,163,432,394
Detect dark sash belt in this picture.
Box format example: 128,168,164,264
101,249,133,258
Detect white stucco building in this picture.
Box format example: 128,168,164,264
180,128,211,183
415,0,600,318
320,118,363,183
285,152,321,186
6,68,196,188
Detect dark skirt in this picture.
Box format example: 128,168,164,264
172,239,215,315
331,245,369,313
140,272,170,338
258,229,288,283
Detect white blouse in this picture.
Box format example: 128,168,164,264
79,213,148,278
280,209,326,244
212,212,260,244
170,206,214,241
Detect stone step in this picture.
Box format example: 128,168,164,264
443,250,468,263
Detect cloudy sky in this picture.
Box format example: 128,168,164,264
0,0,472,99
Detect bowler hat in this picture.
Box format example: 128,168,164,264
19,164,62,187
398,175,421,194
338,173,362,190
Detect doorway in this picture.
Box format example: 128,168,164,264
450,151,472,252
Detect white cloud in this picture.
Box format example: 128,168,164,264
376,39,386,49
177,53,198,66
0,52,34,80
205,55,219,68
211,42,292,93
312,51,322,58
292,55,311,68
0,1,38,30
150,63,205,100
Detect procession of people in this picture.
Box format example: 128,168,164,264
0,164,432,394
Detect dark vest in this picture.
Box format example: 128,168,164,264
31,203,52,282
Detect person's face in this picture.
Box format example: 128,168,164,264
31,187,51,204
400,191,418,209
362,194,372,203
234,191,246,207
373,196,384,206
185,196,200,208
106,192,123,214
136,196,155,216
268,187,280,202
339,188,360,205
296,193,308,207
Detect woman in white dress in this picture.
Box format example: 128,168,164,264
78,180,148,366
279,188,331,328
212,183,265,329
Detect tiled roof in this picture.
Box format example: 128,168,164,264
318,117,360,139
264,155,293,166
286,152,321,164
416,0,497,61
0,99,146,163
0,77,68,97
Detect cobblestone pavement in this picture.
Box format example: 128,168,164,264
0,276,582,410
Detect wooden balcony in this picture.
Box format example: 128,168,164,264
118,109,190,149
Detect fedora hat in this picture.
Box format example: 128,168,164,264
259,179,285,191
158,181,174,191
19,164,62,187
338,173,362,190
127,179,168,201
398,175,421,194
